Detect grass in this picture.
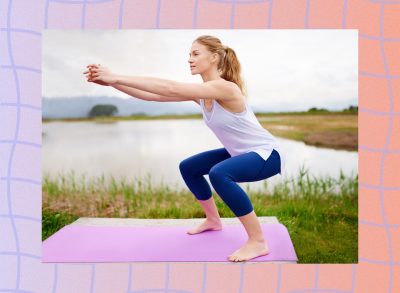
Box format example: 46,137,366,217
42,209,80,241
42,168,358,263
258,114,357,151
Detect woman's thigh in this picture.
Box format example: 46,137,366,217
179,148,231,176
210,150,281,183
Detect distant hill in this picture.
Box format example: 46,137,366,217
42,96,200,119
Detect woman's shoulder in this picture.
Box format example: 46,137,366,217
211,78,238,88
209,79,242,98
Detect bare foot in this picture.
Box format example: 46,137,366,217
228,240,270,262
187,219,222,235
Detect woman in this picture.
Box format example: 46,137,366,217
83,35,285,262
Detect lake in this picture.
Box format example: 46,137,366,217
42,120,358,192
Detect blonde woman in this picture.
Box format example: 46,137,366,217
84,35,285,262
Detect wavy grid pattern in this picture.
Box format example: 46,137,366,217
0,0,399,292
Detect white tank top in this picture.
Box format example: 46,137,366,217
200,98,286,175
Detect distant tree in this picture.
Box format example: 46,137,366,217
343,105,358,113
88,104,118,117
308,107,329,113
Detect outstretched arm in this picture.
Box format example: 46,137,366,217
111,83,198,103
84,64,198,103
87,65,240,101
113,75,238,101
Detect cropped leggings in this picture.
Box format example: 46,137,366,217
179,148,281,217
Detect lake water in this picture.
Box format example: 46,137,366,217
42,120,358,192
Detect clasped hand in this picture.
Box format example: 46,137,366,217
83,64,117,86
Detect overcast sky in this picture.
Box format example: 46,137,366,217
43,29,357,111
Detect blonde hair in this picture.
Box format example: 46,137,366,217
193,35,247,96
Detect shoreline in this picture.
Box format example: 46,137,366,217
42,112,358,151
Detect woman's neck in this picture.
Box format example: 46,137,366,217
201,70,223,82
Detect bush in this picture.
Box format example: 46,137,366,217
307,107,329,113
88,104,118,117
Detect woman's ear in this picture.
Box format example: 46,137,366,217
211,52,219,64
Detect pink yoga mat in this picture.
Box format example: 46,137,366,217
42,223,297,263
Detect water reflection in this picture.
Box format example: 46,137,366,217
43,120,358,191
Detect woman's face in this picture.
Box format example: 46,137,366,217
188,42,217,75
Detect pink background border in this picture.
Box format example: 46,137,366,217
0,0,399,292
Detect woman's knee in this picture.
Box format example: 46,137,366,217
179,158,191,176
209,165,228,186
179,156,201,177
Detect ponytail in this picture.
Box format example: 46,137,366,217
220,46,247,97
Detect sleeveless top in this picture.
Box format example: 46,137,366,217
200,98,286,175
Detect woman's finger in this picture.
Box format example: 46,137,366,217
84,65,96,73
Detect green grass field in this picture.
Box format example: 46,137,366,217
42,168,358,264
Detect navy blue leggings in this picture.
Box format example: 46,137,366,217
179,148,281,217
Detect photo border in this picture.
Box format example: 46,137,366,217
0,0,399,292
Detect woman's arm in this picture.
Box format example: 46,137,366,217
88,65,240,101
113,75,239,101
112,83,198,103
84,65,198,104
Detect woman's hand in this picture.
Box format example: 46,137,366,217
83,64,116,86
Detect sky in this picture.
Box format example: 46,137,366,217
42,29,357,112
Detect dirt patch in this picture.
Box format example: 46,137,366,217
304,131,358,151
